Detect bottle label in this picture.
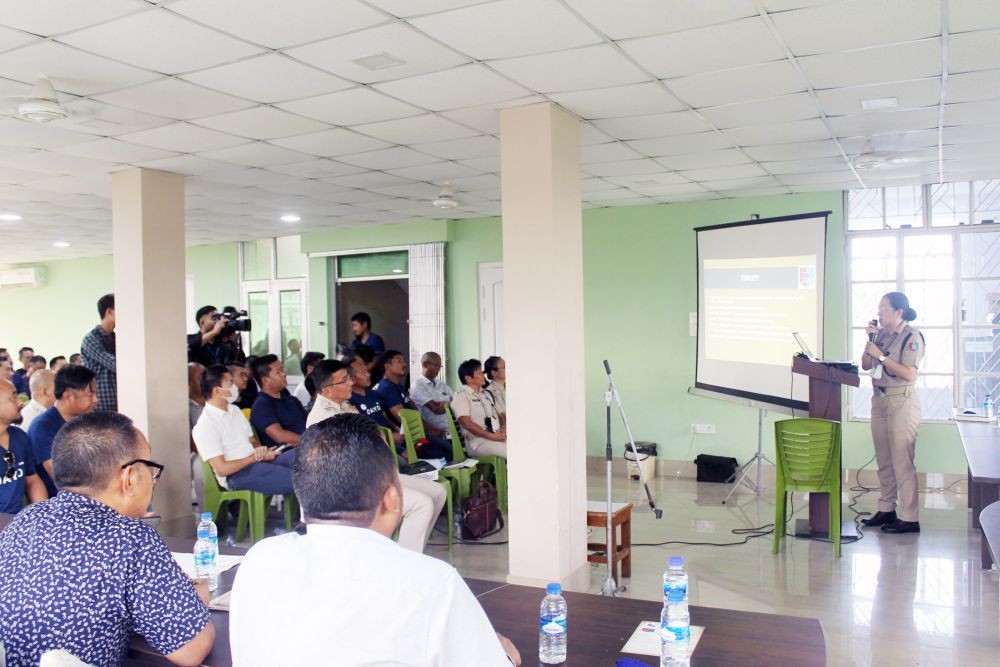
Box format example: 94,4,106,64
663,582,687,599
661,622,690,642
540,614,567,635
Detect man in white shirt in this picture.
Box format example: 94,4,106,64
305,359,446,553
229,414,520,667
409,351,454,435
192,365,295,494
20,369,55,430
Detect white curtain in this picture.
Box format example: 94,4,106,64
407,242,446,379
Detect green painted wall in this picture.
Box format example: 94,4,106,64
300,218,448,253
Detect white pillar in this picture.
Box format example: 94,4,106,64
500,103,589,589
112,168,190,522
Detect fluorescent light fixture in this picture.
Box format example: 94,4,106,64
280,214,301,223
0,213,21,221
52,241,70,248
860,97,898,111
392,269,403,274
353,52,406,71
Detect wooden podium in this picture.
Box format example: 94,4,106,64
791,355,860,537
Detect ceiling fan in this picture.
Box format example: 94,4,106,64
0,75,69,123
851,139,919,171
430,182,460,209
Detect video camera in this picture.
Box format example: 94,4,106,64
214,306,252,335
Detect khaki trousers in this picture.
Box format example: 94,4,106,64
397,475,447,553
870,388,921,521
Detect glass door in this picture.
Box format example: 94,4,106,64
241,279,308,378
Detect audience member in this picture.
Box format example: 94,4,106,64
20,368,55,430
249,354,306,448
80,293,118,412
0,358,13,384
0,412,214,666
228,361,256,411
28,365,98,497
12,346,33,394
49,355,67,371
347,357,406,455
375,350,451,460
452,359,507,459
229,414,518,666
293,351,325,408
0,378,48,513
484,356,508,426
350,312,385,371
0,348,8,363
69,353,82,365
283,339,302,376
410,352,455,436
305,360,354,428
188,305,242,366
188,363,206,432
194,365,295,495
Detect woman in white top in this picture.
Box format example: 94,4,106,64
483,356,506,426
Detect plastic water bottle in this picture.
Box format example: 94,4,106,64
539,583,567,664
453,511,462,540
661,589,691,666
194,513,219,591
985,393,994,419
662,555,688,603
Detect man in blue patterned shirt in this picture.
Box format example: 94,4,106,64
80,293,117,412
0,412,214,667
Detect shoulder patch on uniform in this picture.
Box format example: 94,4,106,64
909,338,920,352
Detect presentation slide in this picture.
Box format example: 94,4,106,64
695,213,828,410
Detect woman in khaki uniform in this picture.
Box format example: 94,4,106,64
860,292,924,534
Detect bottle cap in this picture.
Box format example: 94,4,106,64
669,555,684,568
200,512,213,521
546,583,562,595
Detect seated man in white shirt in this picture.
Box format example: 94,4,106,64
192,364,295,495
409,351,454,436
229,414,520,667
20,368,55,430
305,359,446,553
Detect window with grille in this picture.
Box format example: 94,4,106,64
847,181,1000,421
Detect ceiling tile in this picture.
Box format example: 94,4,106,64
947,68,1000,103
759,156,849,175
840,130,938,152
438,96,546,133
337,146,440,170
943,141,1000,159
0,117,94,149
666,61,806,108
699,93,820,129
592,111,714,141
718,186,793,198
411,0,600,60
370,182,442,198
323,172,417,189
815,78,941,116
945,122,1000,144
385,161,485,181
742,139,843,161
2,149,117,176
59,11,263,75
679,163,768,181
412,135,499,160
365,0,487,18
629,182,711,197
797,39,941,88
770,0,939,57
565,0,758,40
119,122,250,152
779,170,860,185
353,114,479,144
134,154,238,174
269,128,391,157
193,106,329,140
286,22,469,85
657,149,752,171
266,159,365,179
0,25,40,52
829,107,939,138
946,99,1000,125
950,28,1000,74
94,78,255,119
627,131,734,157
0,41,159,96
583,158,672,177
278,88,423,127
547,83,684,120
169,0,386,49
198,142,315,168
581,142,642,163
581,177,623,193
456,155,500,173
0,0,147,37
52,138,178,164
621,17,786,79
51,100,171,137
950,0,1000,32
699,175,781,190
488,45,649,93
373,64,531,111
202,168,297,189
180,54,352,104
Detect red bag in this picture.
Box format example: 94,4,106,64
461,481,504,540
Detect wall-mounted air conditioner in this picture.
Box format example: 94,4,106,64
0,267,47,289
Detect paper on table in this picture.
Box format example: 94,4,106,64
171,552,243,579
208,590,232,611
444,458,477,469
621,621,704,657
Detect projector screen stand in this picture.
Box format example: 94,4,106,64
722,407,773,504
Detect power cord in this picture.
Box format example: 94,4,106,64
632,523,775,548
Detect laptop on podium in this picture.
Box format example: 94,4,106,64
792,332,857,371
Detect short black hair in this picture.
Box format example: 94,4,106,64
201,364,230,399
311,359,348,392
49,356,66,368
484,356,502,380
54,364,96,399
300,351,325,376
350,312,371,329
69,353,81,363
29,355,46,366
458,359,482,385
251,354,279,385
294,413,397,524
195,305,217,326
97,293,115,319
52,411,141,491
18,347,33,357
381,349,403,369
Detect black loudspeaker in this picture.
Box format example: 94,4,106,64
694,454,738,483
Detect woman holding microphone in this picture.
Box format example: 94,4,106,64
860,292,924,534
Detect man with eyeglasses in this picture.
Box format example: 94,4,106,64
0,411,215,666
0,378,47,514
28,364,98,498
409,351,455,436
305,359,356,428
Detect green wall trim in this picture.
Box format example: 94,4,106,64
299,218,449,253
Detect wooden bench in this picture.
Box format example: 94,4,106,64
586,501,632,584
981,501,1000,570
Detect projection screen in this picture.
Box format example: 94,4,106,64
695,212,830,411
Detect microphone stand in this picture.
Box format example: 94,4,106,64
600,360,662,598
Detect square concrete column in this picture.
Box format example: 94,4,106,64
500,103,589,589
112,168,191,522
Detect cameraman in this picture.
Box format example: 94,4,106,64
188,305,245,366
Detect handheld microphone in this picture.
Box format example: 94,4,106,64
868,319,878,342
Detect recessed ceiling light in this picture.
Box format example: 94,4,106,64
52,241,70,248
280,214,301,223
392,269,403,274
353,52,406,71
0,213,21,222
860,97,898,111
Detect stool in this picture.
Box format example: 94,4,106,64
586,501,633,583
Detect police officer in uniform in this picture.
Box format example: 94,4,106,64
860,292,924,534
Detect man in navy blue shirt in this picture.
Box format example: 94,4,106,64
374,351,451,461
11,346,33,395
351,312,386,372
0,411,214,666
250,354,306,448
0,379,48,513
28,364,98,498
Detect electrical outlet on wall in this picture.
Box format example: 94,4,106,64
691,423,716,434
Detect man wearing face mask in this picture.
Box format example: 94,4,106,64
193,365,295,496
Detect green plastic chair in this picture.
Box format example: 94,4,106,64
386,416,454,549
442,404,507,513
440,405,479,507
200,457,298,544
772,418,842,558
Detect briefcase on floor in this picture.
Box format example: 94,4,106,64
461,481,504,540
694,454,738,483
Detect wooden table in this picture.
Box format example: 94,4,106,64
586,500,632,583
954,421,1000,568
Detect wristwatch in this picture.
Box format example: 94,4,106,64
878,355,886,363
